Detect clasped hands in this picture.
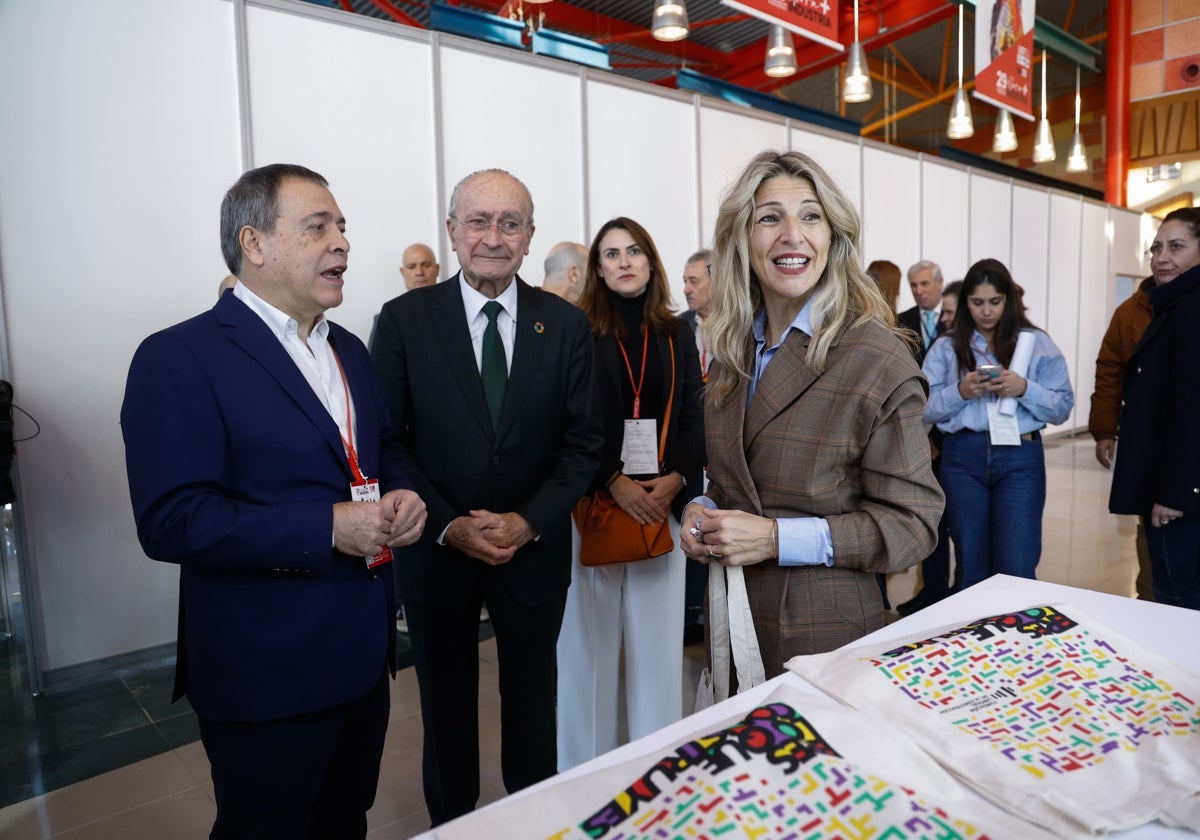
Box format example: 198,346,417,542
608,472,683,526
333,489,427,557
445,510,536,566
679,501,776,567
958,369,1027,401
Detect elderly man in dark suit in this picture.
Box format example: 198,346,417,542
371,168,602,826
122,163,427,839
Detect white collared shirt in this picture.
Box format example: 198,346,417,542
459,275,518,375
233,281,357,451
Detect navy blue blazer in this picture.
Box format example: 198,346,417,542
121,292,410,722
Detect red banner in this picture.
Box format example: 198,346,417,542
720,0,842,52
973,0,1036,120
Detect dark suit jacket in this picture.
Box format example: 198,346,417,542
371,275,602,605
121,292,407,722
1110,263,1200,518
898,304,944,367
592,318,705,521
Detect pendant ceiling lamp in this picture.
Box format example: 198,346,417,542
992,108,1018,153
946,5,974,139
764,25,798,78
1032,50,1057,163
842,0,872,103
651,0,688,42
1065,65,1089,173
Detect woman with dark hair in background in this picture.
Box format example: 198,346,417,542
923,258,1073,591
556,217,704,769
677,150,942,675
1110,207,1200,610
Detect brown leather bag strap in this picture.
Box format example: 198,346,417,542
659,334,675,470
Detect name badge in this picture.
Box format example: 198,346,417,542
986,403,1021,446
351,478,394,569
620,418,659,475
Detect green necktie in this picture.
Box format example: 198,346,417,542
481,300,507,432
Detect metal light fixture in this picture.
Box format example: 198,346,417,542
764,25,797,78
947,5,974,139
842,0,872,103
1065,65,1088,173
651,0,688,42
992,108,1018,153
1032,50,1056,163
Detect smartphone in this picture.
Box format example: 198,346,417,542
977,364,1000,379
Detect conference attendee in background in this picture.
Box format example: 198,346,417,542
556,217,704,770
940,280,961,330
923,258,1074,592
541,241,588,306
893,259,953,616
400,242,440,290
1090,273,1157,601
678,150,943,677
1110,208,1200,611
866,259,901,317
680,247,712,643
372,169,602,824
367,242,441,355
898,260,945,364
122,164,427,838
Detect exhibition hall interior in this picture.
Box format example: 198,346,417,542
0,0,1198,837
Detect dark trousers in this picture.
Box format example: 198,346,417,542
920,453,954,600
1145,519,1200,610
407,571,566,826
199,671,390,840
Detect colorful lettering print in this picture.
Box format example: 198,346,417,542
558,703,991,840
869,606,1200,778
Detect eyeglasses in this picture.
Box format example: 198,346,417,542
454,217,529,238
706,263,713,278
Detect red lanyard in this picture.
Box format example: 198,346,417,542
698,330,708,384
330,351,365,483
615,326,650,419
971,334,998,367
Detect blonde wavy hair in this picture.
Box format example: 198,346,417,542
705,150,898,406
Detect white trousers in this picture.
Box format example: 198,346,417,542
556,515,685,772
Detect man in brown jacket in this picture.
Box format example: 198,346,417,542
1088,276,1155,600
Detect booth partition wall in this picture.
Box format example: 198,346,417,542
0,0,1147,689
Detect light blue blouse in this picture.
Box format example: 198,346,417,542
922,328,1075,434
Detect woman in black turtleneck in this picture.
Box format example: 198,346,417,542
556,217,705,770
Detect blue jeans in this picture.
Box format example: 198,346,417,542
940,431,1045,591
1144,520,1200,610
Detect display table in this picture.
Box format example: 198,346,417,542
421,576,1200,838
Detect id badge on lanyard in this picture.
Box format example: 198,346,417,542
334,351,392,568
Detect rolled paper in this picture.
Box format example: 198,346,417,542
997,329,1035,416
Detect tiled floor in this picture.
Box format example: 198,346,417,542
0,437,1145,838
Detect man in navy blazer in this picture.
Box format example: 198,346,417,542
121,164,426,839
372,169,602,826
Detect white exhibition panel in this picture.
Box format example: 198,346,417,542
1074,201,1112,426
585,80,699,303
439,46,585,285
790,126,863,213
247,6,437,342
0,0,241,669
1109,207,1149,281
1009,184,1051,328
697,106,790,245
1046,193,1084,433
919,159,970,282
861,145,922,311
969,173,1014,270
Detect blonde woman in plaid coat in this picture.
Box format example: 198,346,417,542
679,150,944,676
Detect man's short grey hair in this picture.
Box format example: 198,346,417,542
686,249,712,268
907,259,943,284
220,163,328,275
447,168,534,225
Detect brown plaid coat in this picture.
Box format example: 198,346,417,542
706,319,944,675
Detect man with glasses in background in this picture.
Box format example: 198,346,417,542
371,168,602,826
